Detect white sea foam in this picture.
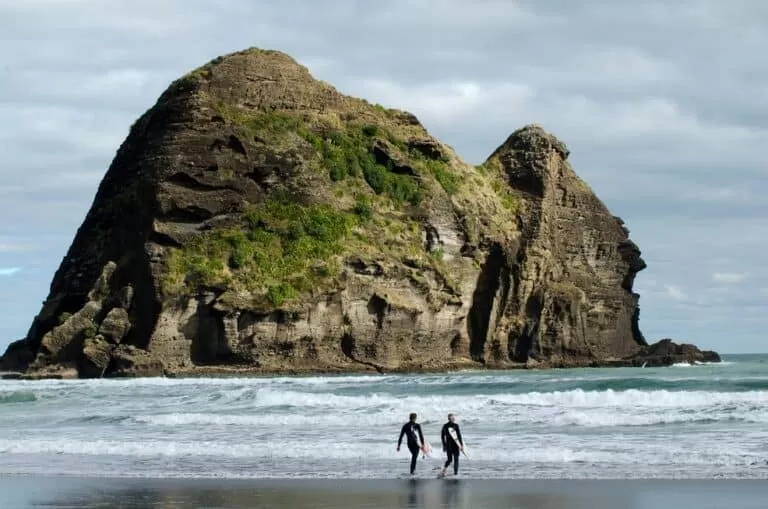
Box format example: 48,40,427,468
130,399,768,429
0,437,762,467
670,361,734,367
239,387,768,410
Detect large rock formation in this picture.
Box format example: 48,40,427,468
0,48,718,378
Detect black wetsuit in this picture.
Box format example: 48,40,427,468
441,421,463,475
398,421,425,474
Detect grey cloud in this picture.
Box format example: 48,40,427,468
712,272,749,284
1,0,767,353
1,69,167,111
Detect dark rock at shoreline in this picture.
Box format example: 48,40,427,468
0,339,33,373
627,338,721,367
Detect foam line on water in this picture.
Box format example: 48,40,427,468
0,438,763,467
241,387,768,409
1,466,764,480
129,405,768,429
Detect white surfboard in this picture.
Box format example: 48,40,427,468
409,425,433,458
447,428,469,458
418,434,433,458
422,439,433,458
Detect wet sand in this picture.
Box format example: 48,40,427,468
3,476,768,509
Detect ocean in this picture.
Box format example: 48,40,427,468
1,354,767,481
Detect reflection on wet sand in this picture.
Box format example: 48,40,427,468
12,478,611,509
402,478,610,509
405,478,468,509
6,477,768,509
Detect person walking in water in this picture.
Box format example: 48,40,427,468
439,413,464,477
397,412,426,475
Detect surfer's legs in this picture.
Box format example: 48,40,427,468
443,449,459,475
408,444,420,474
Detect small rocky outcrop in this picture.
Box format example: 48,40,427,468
628,338,721,367
0,339,33,373
0,48,718,378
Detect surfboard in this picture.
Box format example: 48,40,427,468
409,424,432,458
447,428,469,458
422,440,433,458
418,435,433,458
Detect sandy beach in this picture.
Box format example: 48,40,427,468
2,477,768,509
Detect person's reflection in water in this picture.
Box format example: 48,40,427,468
407,478,421,507
441,479,464,509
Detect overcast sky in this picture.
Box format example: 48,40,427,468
1,0,766,354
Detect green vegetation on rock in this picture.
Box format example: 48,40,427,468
211,105,463,206
302,122,424,206
164,195,359,307
479,158,518,213
83,321,98,340
352,194,374,222
422,158,460,195
214,105,313,151
160,97,470,307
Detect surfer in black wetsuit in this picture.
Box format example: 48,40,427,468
397,412,425,475
439,413,463,477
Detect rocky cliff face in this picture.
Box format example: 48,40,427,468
0,48,719,378
476,128,649,367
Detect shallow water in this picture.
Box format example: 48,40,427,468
1,354,767,479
